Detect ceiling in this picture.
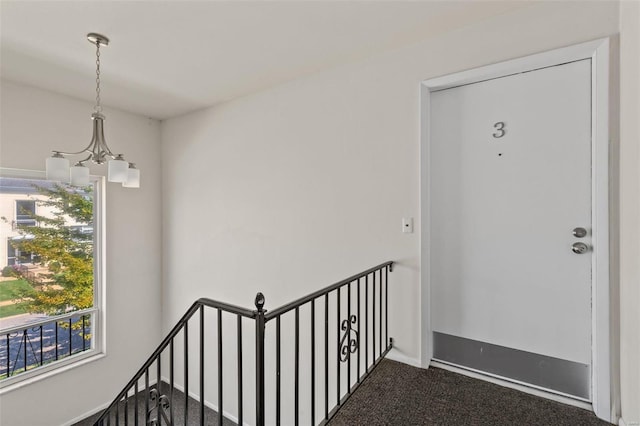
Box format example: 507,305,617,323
1,1,529,120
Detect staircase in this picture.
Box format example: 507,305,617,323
94,261,394,426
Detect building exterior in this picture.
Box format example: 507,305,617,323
0,177,90,270
0,178,50,270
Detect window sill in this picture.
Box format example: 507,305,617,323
0,350,105,395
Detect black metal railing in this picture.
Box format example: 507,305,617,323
263,261,394,425
94,298,256,426
0,309,95,380
95,261,393,426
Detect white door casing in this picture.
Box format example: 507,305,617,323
420,38,611,421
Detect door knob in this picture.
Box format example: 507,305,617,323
572,227,588,238
571,242,589,254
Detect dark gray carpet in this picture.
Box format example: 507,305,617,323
76,360,610,425
73,382,235,426
329,359,611,426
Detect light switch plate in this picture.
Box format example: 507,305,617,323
402,217,413,233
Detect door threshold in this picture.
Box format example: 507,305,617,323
430,360,593,412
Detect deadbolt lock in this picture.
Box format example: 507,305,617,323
572,227,588,238
571,242,589,254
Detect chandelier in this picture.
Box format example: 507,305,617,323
45,33,140,188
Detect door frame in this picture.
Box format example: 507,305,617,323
420,38,612,421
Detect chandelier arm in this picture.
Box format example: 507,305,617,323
71,154,94,166
53,146,95,156
95,140,118,161
98,140,118,159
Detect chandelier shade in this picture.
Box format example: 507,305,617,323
70,164,90,186
45,33,140,188
123,164,140,188
46,154,71,182
108,156,129,183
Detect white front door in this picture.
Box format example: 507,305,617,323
428,59,593,400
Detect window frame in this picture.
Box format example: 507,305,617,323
0,168,106,393
14,199,36,228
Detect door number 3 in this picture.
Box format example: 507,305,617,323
493,122,506,138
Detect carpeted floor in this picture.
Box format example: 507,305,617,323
76,359,611,425
328,359,611,426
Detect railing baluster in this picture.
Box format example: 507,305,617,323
200,305,205,426
22,330,27,372
357,278,361,382
373,271,376,361
184,322,189,426
39,326,43,366
347,281,351,392
365,274,369,372
124,386,129,426
134,380,139,426
115,396,119,426
295,306,300,426
145,368,149,425
237,314,243,426
324,293,329,420
218,308,223,426
68,318,72,357
82,315,86,352
385,266,389,348
170,338,174,426
55,322,59,360
157,352,162,426
5,334,9,377
276,315,281,425
336,288,341,406
379,268,383,358
311,298,315,426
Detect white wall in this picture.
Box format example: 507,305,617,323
619,2,640,425
162,1,639,424
0,80,163,426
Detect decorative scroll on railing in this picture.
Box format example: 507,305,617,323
0,309,95,380
339,315,358,362
95,261,393,426
148,388,171,425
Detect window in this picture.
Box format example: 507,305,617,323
15,200,36,228
5,239,39,266
0,171,104,389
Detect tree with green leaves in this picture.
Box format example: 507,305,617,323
4,183,93,315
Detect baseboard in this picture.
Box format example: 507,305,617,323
384,354,596,412
620,416,640,426
385,349,422,368
62,402,110,426
62,377,159,426
160,376,250,426
430,360,594,412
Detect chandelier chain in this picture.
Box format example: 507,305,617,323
95,42,102,113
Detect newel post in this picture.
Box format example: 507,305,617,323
254,292,266,426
